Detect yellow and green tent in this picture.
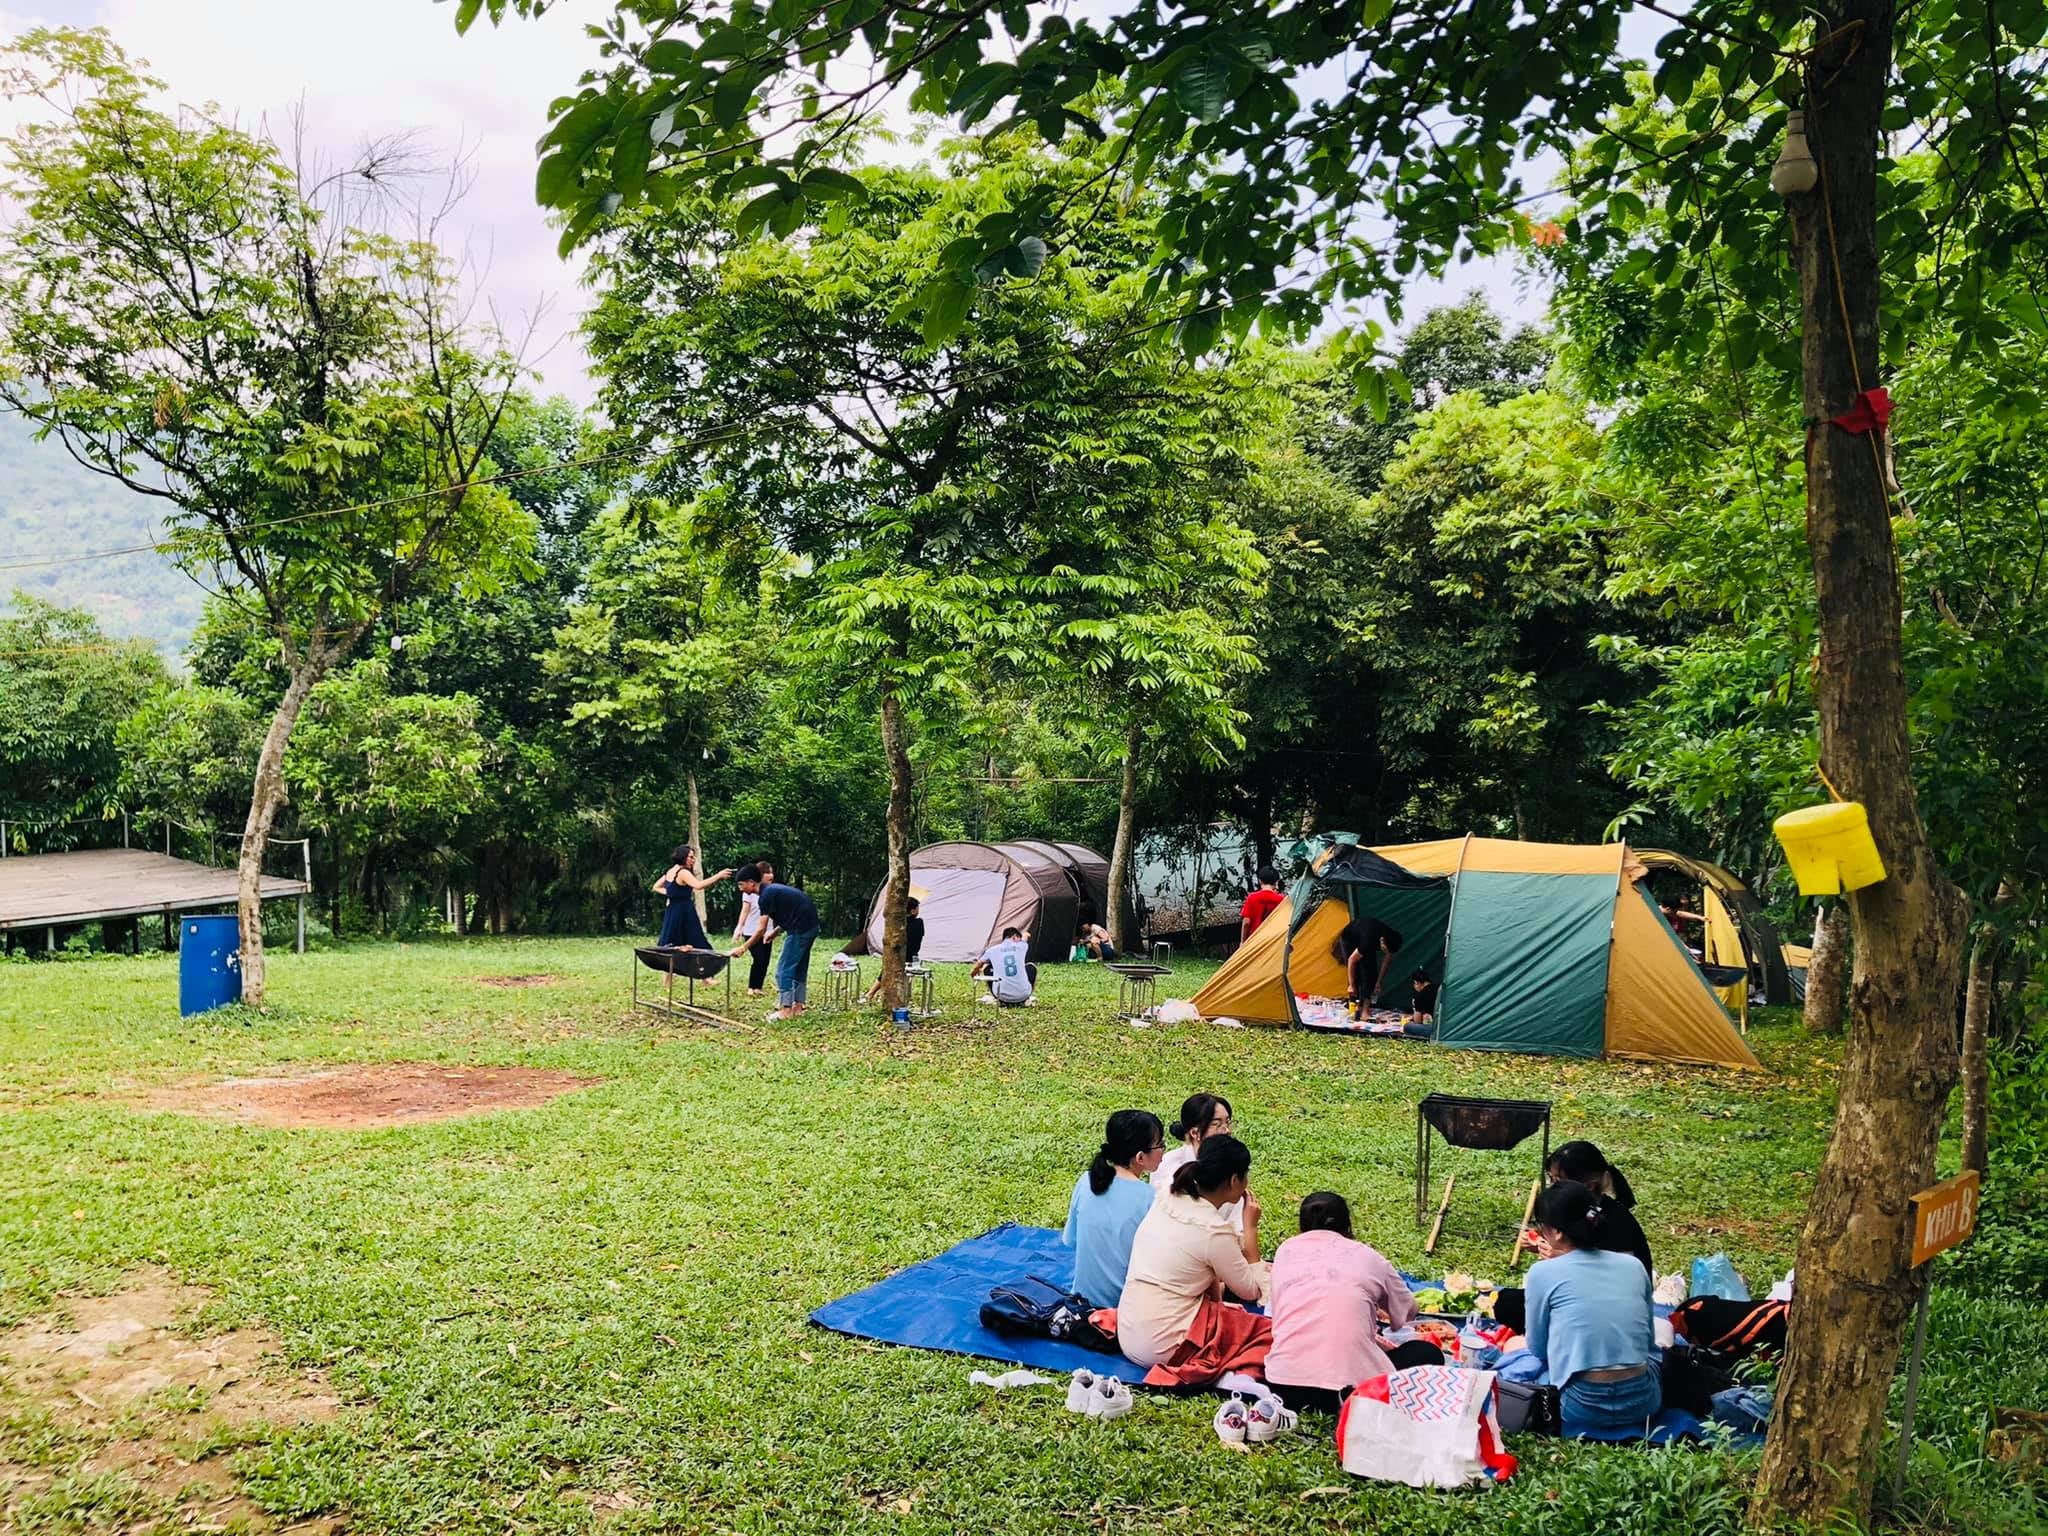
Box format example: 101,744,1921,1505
1191,835,1762,1071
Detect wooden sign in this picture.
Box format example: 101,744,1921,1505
1909,1170,1980,1266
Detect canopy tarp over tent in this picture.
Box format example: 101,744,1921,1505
1192,836,1761,1071
845,840,1111,964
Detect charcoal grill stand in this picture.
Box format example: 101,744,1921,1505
632,947,739,1027
1414,1093,1552,1256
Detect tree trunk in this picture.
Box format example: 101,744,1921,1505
1106,721,1141,953
1804,904,1849,1035
687,767,707,923
1961,923,1997,1174
236,657,323,1007
878,684,915,1009
1751,7,1971,1526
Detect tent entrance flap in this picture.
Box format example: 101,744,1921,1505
1340,882,1454,1008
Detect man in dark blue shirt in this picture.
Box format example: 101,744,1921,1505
730,864,821,1018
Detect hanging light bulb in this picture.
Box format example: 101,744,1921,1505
1771,111,1818,197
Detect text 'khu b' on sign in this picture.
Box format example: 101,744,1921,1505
1909,1170,1980,1267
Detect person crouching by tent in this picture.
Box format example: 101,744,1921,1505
1112,1134,1271,1387
863,897,925,1004
972,925,1037,1006
1077,917,1117,962
654,845,732,949
1335,916,1404,1016
728,864,821,1020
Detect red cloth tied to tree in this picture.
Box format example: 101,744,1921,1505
1830,387,1892,435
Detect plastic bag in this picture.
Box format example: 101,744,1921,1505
1689,1253,1750,1302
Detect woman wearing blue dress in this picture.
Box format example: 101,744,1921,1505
653,845,731,949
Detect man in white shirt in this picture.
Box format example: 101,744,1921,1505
973,925,1037,1006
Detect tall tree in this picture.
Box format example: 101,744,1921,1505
583,134,1264,1006
475,0,2048,1517
544,495,766,922
0,29,533,1001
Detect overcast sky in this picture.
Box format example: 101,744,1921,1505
2,0,608,400
0,0,1603,409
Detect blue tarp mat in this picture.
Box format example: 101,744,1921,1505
808,1222,1113,1375
808,1223,1695,1389
808,1223,1440,1375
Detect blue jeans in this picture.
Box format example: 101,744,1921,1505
776,928,818,1007
1560,1365,1661,1440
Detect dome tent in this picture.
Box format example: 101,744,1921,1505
845,840,1112,965
1191,835,1761,1071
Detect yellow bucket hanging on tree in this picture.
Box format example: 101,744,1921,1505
1774,801,1887,896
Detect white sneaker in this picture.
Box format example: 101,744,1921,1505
1246,1392,1298,1444
1065,1368,1099,1415
1213,1394,1250,1447
1093,1375,1134,1421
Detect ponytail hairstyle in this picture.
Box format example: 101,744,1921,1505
1299,1191,1353,1238
1532,1179,1602,1251
1088,1109,1165,1196
1168,1092,1232,1143
1546,1140,1635,1209
669,843,696,868
1170,1133,1251,1199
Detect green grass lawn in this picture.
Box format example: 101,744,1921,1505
1,938,2039,1535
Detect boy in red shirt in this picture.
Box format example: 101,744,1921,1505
1239,867,1283,943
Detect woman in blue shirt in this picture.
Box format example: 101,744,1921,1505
1064,1110,1165,1307
1525,1181,1660,1439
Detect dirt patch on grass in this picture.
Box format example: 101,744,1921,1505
474,973,560,989
0,1269,342,1533
147,1063,600,1130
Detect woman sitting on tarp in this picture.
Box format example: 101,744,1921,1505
1113,1135,1271,1387
1263,1192,1445,1414
1545,1140,1653,1275
1525,1181,1660,1439
1064,1109,1165,1308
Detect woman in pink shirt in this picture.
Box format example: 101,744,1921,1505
1262,1192,1444,1414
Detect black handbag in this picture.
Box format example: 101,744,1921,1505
979,1275,1119,1352
1493,1378,1561,1436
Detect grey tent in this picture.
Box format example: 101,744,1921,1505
847,840,1113,964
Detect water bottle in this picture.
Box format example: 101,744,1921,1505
892,1006,911,1031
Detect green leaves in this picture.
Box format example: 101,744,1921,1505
917,275,973,344
1170,50,1231,123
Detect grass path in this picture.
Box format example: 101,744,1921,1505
0,938,2035,1535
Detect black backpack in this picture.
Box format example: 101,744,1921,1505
979,1276,1119,1352
1669,1297,1789,1363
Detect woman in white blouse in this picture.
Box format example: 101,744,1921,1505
1116,1134,1271,1387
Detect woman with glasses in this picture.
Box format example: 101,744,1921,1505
1153,1092,1243,1231
1064,1109,1166,1307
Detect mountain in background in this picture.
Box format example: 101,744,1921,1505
0,412,204,657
